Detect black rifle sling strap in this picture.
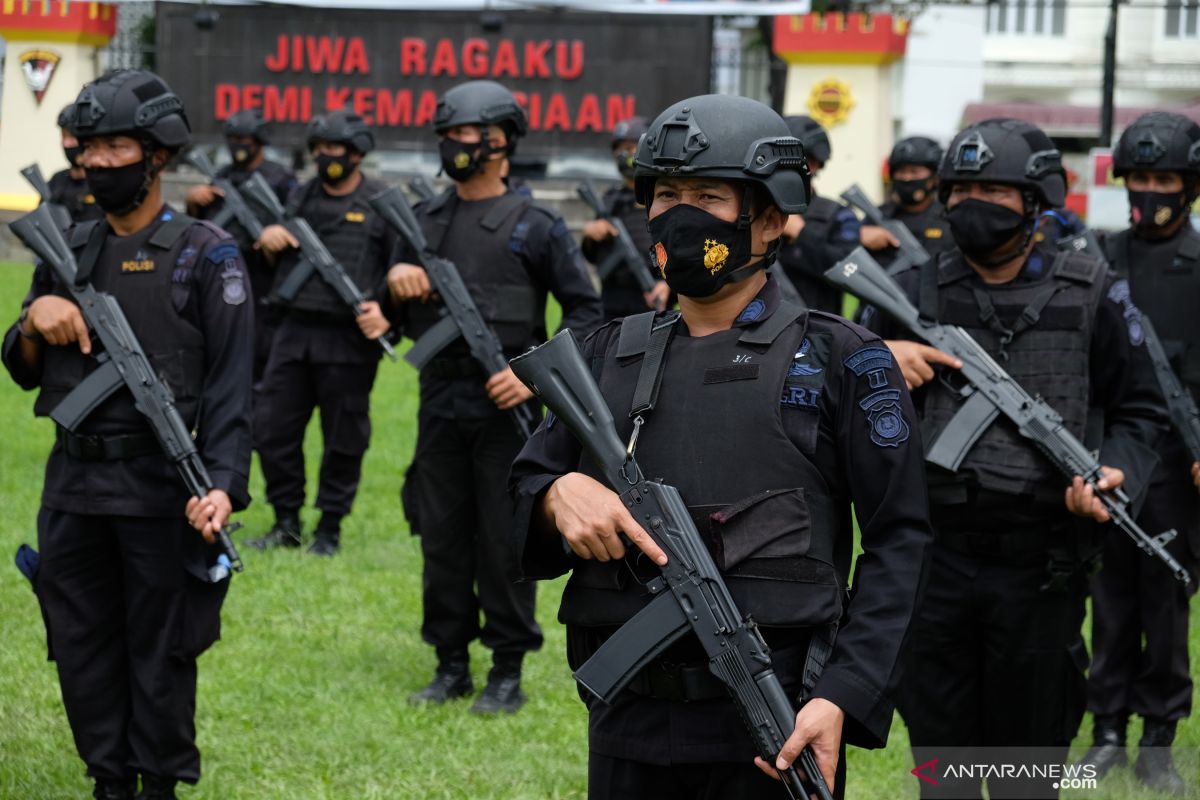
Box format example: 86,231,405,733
73,219,108,288
619,310,681,419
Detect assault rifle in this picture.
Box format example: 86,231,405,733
510,330,835,800
576,179,665,312
240,172,397,361
368,186,537,439
1142,317,1200,467
408,175,437,202
9,205,244,574
181,148,265,241
20,163,72,231
825,247,1190,585
840,184,931,276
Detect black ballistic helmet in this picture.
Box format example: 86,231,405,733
56,103,76,133
434,80,528,140
225,109,271,144
784,115,832,165
889,136,943,174
611,115,648,148
72,69,190,151
634,95,811,214
938,118,1066,208
307,110,374,155
1113,112,1200,179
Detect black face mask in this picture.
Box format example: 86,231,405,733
63,145,82,168
229,143,260,169
439,137,485,182
316,153,354,185
614,151,637,180
1128,190,1188,232
647,203,758,298
893,178,932,207
946,198,1030,266
86,160,150,215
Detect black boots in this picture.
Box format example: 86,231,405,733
246,512,302,550
307,513,342,556
1079,713,1128,777
135,775,177,800
92,779,135,800
470,653,526,715
409,652,473,704
1134,718,1186,795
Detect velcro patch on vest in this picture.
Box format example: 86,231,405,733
859,388,910,447
344,211,365,223
1106,278,1145,346
704,364,760,384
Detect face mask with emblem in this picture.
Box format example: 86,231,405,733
439,136,487,182
229,142,260,169
1128,189,1189,232
647,203,758,298
316,152,354,185
892,178,932,207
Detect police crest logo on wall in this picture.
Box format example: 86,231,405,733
806,78,855,128
20,50,61,106
703,239,729,274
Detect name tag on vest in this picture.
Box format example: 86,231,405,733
121,259,156,273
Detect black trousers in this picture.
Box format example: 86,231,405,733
255,338,379,518
406,412,542,656
34,508,227,784
1087,473,1197,722
898,542,1089,799
588,749,846,800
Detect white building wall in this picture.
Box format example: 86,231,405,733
898,6,986,145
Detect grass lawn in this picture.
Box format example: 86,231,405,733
0,260,1196,799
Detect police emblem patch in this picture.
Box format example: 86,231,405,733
654,241,669,274
736,299,766,324
1154,205,1172,226
860,389,910,447
789,338,823,376
703,239,729,274
454,152,471,170
327,161,344,179
221,265,247,306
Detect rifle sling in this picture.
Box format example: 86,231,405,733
74,220,109,287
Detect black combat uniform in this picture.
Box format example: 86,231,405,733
510,275,932,798
2,206,254,789
48,168,104,223
581,183,659,319
400,184,603,676
776,194,860,315
197,159,297,382
876,199,953,268
862,243,1167,798
254,173,400,540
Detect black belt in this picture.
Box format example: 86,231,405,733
56,427,160,462
624,640,808,703
424,357,483,380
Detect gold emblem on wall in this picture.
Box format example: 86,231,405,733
806,78,855,128
19,49,61,106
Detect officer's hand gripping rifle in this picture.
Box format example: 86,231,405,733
509,331,835,800
9,204,244,574
181,148,265,241
576,179,665,312
368,186,537,439
21,163,72,231
825,247,1190,585
240,171,397,361
840,184,931,276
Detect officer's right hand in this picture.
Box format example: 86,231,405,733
884,339,962,390
24,296,91,353
387,263,432,302
256,224,299,255
1192,462,1199,493
860,224,900,251
541,472,668,565
185,184,223,208
582,219,618,242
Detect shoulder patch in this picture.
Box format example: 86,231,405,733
860,388,911,448
221,263,247,306
206,242,240,265
843,345,894,376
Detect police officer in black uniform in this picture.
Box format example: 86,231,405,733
580,115,671,319
248,110,397,556
47,103,104,223
867,136,953,268
773,116,863,315
186,108,298,383
387,79,602,714
1080,111,1200,795
2,70,253,800
860,118,1168,798
509,94,933,799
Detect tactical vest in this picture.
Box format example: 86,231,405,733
560,305,845,629
882,200,954,259
270,176,387,316
405,189,542,355
1105,227,1200,391
35,213,206,432
920,249,1107,500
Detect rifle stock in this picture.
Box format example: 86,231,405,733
182,148,265,241
21,163,72,231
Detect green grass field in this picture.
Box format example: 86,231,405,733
0,259,1196,799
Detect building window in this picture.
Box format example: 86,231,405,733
986,0,1066,36
1165,0,1200,37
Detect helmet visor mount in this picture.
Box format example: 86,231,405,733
951,132,995,174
